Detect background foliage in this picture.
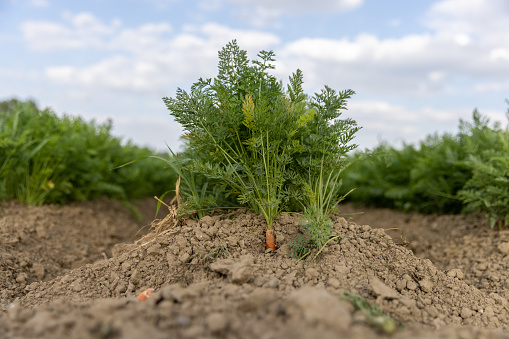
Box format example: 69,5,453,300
457,109,509,228
0,99,177,205
341,106,509,227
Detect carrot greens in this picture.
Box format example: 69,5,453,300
163,40,360,232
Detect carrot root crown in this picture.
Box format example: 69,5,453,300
266,229,276,252
137,288,155,301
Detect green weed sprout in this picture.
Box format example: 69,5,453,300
342,291,397,333
303,156,354,247
289,156,353,258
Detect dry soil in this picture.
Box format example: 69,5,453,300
2,199,509,339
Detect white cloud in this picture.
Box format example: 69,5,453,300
474,81,509,92
227,0,362,27
21,12,121,51
428,71,446,82
229,0,362,13
46,56,160,92
482,108,509,125
453,33,471,46
490,48,509,61
282,37,362,62
235,6,281,28
425,0,509,47
350,100,459,125
36,13,280,93
276,0,509,96
198,22,280,52
62,11,121,33
347,100,509,149
27,1,509,98
46,54,181,93
349,100,465,148
23,12,280,55
279,33,456,96
112,23,173,54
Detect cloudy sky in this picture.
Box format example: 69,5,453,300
1,0,509,152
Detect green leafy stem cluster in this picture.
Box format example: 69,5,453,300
163,40,360,246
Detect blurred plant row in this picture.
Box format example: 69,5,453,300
0,98,177,206
340,104,509,228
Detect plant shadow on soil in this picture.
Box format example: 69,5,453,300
2,200,509,338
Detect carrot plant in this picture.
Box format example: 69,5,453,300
163,40,360,249
457,109,509,228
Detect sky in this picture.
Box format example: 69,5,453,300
1,0,509,152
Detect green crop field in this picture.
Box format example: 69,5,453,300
0,98,177,207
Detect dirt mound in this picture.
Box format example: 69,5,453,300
0,198,163,304
2,203,509,339
342,204,509,302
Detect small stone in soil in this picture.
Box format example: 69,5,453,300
206,313,229,334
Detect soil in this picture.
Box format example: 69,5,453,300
2,199,509,338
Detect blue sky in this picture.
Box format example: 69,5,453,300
1,0,509,152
